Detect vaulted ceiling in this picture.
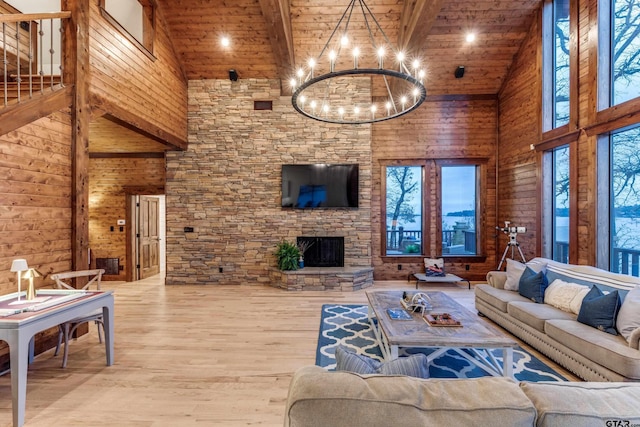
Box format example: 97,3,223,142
155,0,542,96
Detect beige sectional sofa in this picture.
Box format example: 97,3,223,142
475,257,640,381
284,366,640,427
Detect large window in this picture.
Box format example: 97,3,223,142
100,0,155,57
610,126,640,276
383,161,483,258
543,0,571,130
611,0,640,105
440,165,478,256
599,0,640,108
384,165,423,256
552,146,570,262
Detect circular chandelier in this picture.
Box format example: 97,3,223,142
289,0,426,125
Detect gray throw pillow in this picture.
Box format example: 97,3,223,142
577,285,621,335
616,286,640,341
334,346,429,378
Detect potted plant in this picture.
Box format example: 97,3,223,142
275,240,301,271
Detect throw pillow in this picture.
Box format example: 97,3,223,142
616,286,640,342
569,287,591,315
504,259,526,291
544,279,590,314
577,286,621,335
334,346,429,378
518,266,549,303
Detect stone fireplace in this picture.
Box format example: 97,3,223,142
297,236,344,267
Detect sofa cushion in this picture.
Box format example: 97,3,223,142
507,301,575,332
335,346,429,378
617,286,640,342
518,267,549,303
544,279,590,314
577,285,621,335
545,319,640,379
520,381,640,427
475,284,530,313
284,366,537,427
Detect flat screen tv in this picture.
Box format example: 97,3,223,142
281,164,359,208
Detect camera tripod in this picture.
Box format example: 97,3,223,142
497,232,527,270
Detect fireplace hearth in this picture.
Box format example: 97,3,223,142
297,236,344,267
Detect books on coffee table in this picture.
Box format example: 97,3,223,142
423,313,462,327
386,308,413,320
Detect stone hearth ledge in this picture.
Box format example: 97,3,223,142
269,267,374,291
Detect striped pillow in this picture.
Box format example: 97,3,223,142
335,346,429,378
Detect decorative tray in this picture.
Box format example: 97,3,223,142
423,313,462,327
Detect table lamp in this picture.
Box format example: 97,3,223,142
10,259,29,301
23,268,42,300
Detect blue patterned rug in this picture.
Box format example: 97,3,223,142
316,304,567,381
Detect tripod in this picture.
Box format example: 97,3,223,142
497,232,526,270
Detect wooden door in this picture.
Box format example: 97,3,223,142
139,196,160,279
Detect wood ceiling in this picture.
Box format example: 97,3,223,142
156,0,543,96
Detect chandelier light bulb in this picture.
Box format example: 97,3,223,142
220,36,230,47
418,69,426,82
290,78,297,89
466,33,476,43
353,47,360,69
354,106,360,116
377,47,385,68
329,50,337,72
412,59,420,70
310,100,317,111
370,104,377,118
341,34,349,47
400,96,407,110
386,101,392,112
300,95,306,105
322,104,329,114
297,68,304,78
338,106,345,117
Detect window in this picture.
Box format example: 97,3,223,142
610,126,640,276
599,0,640,108
382,161,483,258
551,146,570,262
100,0,155,58
440,165,479,256
384,165,423,256
543,0,571,130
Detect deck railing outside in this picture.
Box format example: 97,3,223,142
0,12,71,107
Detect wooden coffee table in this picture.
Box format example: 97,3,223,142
366,290,518,377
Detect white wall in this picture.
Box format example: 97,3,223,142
105,0,143,43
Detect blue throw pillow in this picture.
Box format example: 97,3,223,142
334,346,429,378
518,266,549,303
577,285,621,335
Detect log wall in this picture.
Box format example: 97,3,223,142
89,157,165,280
88,0,187,144
371,99,498,280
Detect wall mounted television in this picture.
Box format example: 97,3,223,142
281,164,359,208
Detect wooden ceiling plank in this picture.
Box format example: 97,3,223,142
258,0,294,84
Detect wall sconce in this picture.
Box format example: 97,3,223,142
22,268,42,300
10,259,29,302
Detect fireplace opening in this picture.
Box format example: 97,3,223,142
297,236,344,267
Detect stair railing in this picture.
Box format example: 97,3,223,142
0,12,71,108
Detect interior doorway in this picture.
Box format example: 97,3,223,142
129,194,166,281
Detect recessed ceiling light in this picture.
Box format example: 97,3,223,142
221,36,230,47
466,33,476,43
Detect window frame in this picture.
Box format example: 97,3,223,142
99,0,156,61
380,158,487,262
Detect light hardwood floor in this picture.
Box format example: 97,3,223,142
0,276,579,426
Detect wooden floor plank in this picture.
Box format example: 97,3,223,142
0,277,579,426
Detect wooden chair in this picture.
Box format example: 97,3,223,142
49,269,106,368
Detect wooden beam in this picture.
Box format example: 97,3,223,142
0,87,72,135
62,0,90,273
258,0,295,94
398,0,444,53
90,94,188,150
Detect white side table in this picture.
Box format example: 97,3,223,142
411,273,471,289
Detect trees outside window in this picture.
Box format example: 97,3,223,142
610,127,640,276
611,0,640,105
385,165,422,256
552,0,570,127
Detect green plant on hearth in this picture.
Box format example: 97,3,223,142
275,240,301,271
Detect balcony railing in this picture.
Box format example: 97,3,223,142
0,12,71,107
554,241,639,278
386,228,476,255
